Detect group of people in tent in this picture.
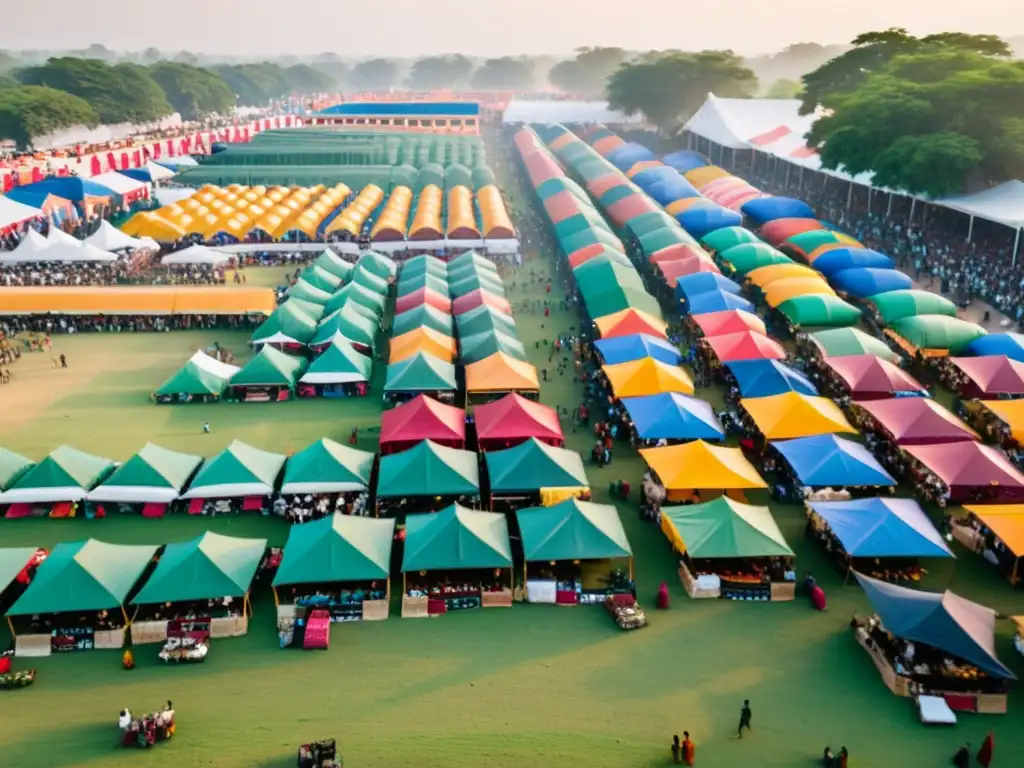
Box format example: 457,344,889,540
272,491,370,523
0,312,262,337
0,257,147,288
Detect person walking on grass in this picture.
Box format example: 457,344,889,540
60,353,67,368
738,699,752,738
202,422,211,434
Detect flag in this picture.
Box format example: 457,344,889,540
977,732,993,767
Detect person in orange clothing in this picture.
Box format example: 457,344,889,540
681,731,695,765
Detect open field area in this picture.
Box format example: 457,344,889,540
2,259,1024,768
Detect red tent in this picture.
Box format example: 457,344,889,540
452,289,512,316
904,442,1024,503
568,243,614,269
693,309,766,338
706,331,786,363
132,150,142,167
824,354,927,401
379,395,466,455
760,218,823,246
543,190,583,224
656,256,720,287
474,393,565,450
587,174,627,198
606,195,659,228
859,398,978,445
649,243,709,265
395,287,452,315
949,355,1024,398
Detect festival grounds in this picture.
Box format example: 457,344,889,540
2,263,1023,768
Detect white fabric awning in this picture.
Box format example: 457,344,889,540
934,180,1024,230
86,220,145,252
87,485,180,503
35,241,118,263
190,350,241,380
47,228,81,247
181,482,275,500
0,196,43,231
90,171,151,196
161,244,230,265
2,229,52,261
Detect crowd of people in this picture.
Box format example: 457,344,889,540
0,313,262,337
117,701,176,749
272,491,371,522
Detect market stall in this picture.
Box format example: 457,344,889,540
228,346,308,403
821,354,928,401
769,434,896,501
620,392,725,444
516,498,634,605
700,332,788,376
945,356,1024,399
804,327,900,363
0,445,116,519
310,307,379,355
661,497,796,601
639,440,768,511
602,357,695,398
392,304,454,338
379,395,466,454
278,439,374,522
593,308,668,340
153,350,241,404
951,504,1024,584
6,539,158,656
593,333,682,366
741,392,857,442
723,360,818,402
484,439,590,513
851,573,1014,713
688,308,767,340
903,442,1024,504
856,398,978,445
274,514,395,643
401,504,514,617
389,327,457,365
464,352,541,404
180,440,286,515
376,440,480,516
974,399,1024,450
297,337,371,398
474,393,565,450
383,351,458,405
87,443,203,518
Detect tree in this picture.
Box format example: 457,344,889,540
549,47,628,97
348,59,399,91
0,74,17,92
606,51,757,131
0,85,99,149
149,62,235,121
470,57,535,90
764,78,803,99
214,63,292,106
284,64,335,94
141,48,164,64
800,28,1011,113
406,55,474,91
806,50,1024,196
112,63,174,120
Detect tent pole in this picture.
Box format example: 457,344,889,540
121,606,129,627
272,587,279,608
866,188,872,215
967,215,975,243
908,198,916,226
886,192,894,217
846,181,854,209
7,615,16,639
785,162,791,188
1014,228,1022,268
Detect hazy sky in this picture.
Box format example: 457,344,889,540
3,0,1022,57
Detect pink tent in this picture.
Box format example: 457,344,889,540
905,442,1024,503
860,398,978,445
949,356,1024,398
379,394,466,454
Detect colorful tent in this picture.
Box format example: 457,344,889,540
979,400,1024,443
485,439,589,494
398,272,450,298
452,289,512,317
825,354,927,400
963,505,1024,560
456,304,517,338
279,439,373,495
384,352,457,393
0,445,115,504
355,250,397,280
705,331,786,363
759,218,824,245
621,392,724,441
763,276,835,307
684,290,755,316
154,350,240,398
0,448,33,490
402,505,512,572
474,394,564,449
88,443,203,503
603,357,694,398
742,392,857,439
448,272,505,298
380,395,466,454
639,440,767,491
313,251,354,281
231,346,307,389
718,242,793,275
870,290,959,324
693,309,766,338
725,360,818,398
700,226,760,254
747,262,821,288
964,333,1024,361
395,286,452,315
773,434,895,487
465,352,540,394
287,280,332,306
300,337,372,384
181,440,285,499
675,272,742,302
889,315,986,354
782,230,860,258
273,513,395,586
392,304,454,337
594,308,668,340
949,356,1024,397
661,497,793,558
326,283,386,317
904,442,1024,502
831,268,913,298
776,294,862,328
855,573,1014,680
516,499,632,562
448,250,499,275
401,254,447,279
312,307,378,349
376,440,479,498
594,333,682,366
811,248,894,276
459,330,527,364
860,398,977,444
810,328,899,363
810,499,951,559
0,547,39,595
389,326,456,364
132,532,267,605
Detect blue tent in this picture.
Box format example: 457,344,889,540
155,156,199,170
685,290,755,316
830,268,913,298
726,360,818,398
646,177,700,207
594,334,682,366
605,142,656,171
631,167,678,188
675,272,742,304
963,332,1024,361
621,393,724,441
810,498,950,558
773,434,895,487
676,205,743,240
8,177,117,203
854,573,1014,680
812,248,895,276
662,150,709,173
741,197,815,225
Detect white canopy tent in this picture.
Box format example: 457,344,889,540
0,196,44,231
89,171,151,198
135,161,176,183
85,220,146,252
503,100,643,125
161,244,230,266
2,229,53,262
33,241,118,263
934,181,1024,232
46,227,82,247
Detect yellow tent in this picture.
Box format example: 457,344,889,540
981,400,1024,442
465,352,540,393
684,166,731,188
746,263,822,288
963,505,1024,566
806,240,861,262
762,277,835,307
742,392,857,439
665,197,709,216
389,327,456,364
477,185,514,239
639,441,767,492
130,213,186,243
603,357,694,398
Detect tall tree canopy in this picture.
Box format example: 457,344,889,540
284,64,335,94
806,49,1024,196
764,78,804,99
149,62,234,121
606,51,757,131
406,55,474,91
214,63,291,106
348,59,399,91
471,57,535,90
548,47,628,97
0,86,99,149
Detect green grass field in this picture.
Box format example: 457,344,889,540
1,260,1023,768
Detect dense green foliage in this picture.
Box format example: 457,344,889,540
406,55,474,90
764,78,803,99
548,47,628,97
149,61,235,121
471,57,535,90
0,85,99,148
348,58,399,90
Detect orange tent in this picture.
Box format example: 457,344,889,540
389,327,456,364
746,263,822,288
465,352,540,393
0,287,275,316
763,277,836,307
594,309,668,340
649,244,711,265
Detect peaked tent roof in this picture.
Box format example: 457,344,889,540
8,539,159,615
855,573,1014,679
377,439,480,498
459,329,527,364
312,306,378,348
0,547,39,595
949,355,1024,397
594,308,668,340
485,438,589,493
465,352,540,393
517,498,632,562
662,497,793,558
230,345,308,388
384,352,457,392
299,337,372,384
250,302,318,346
621,392,725,441
314,250,355,280
280,438,373,494
860,398,978,445
0,447,34,490
773,434,895,487
963,504,1024,556
155,350,240,397
933,179,1024,230
603,357,695,398
742,392,857,440
904,442,1024,491
825,353,927,399
392,304,454,337
706,330,787,362
640,440,767,490
273,513,396,586
89,443,203,503
810,498,952,558
811,327,900,363
132,532,267,604
0,445,115,504
726,359,817,398
402,504,512,572
474,394,564,446
455,304,517,337
182,440,286,498
693,309,767,337
594,333,683,366
380,395,466,450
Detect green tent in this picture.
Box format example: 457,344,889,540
280,438,373,494
624,212,680,239
561,227,622,256
325,283,386,318
516,498,632,561
567,246,632,268
700,226,761,254
579,282,662,320
455,305,517,337
313,306,378,348
485,439,589,494
287,279,333,306
352,265,391,296
377,439,479,498
182,440,286,499
639,227,698,256
273,513,395,586
810,328,900,362
397,271,450,298
8,539,159,615
356,250,397,280
384,352,457,393
401,504,512,572
314,250,354,280
299,265,342,293
598,186,636,208
231,346,308,389
535,178,571,199
555,213,600,239
780,230,854,257
777,294,862,328
300,337,372,384
869,289,959,324
0,547,38,595
401,254,447,279
448,272,505,299
154,351,240,399
0,445,115,504
573,255,643,286
719,243,793,275
662,497,794,559
283,297,326,323
448,251,498,276
890,315,986,354
392,304,453,337
0,447,33,490
250,302,318,346
89,443,203,503
132,532,267,605
460,330,526,364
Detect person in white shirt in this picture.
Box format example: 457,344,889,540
118,709,132,730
